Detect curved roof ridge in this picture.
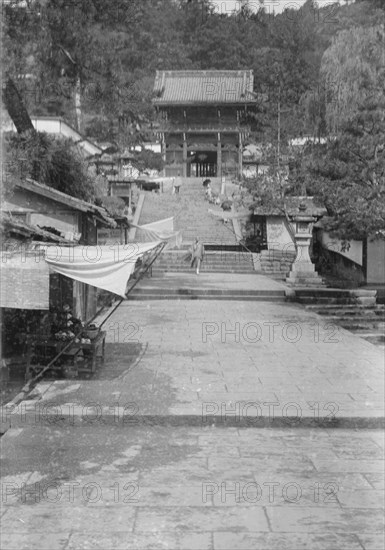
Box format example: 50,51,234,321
153,69,255,105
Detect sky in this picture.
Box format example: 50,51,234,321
210,0,355,16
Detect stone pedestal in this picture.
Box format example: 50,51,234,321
286,210,323,287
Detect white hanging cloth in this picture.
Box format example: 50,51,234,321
42,242,162,298
131,217,183,249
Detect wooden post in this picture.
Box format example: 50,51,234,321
238,132,243,180
277,86,281,178
182,133,187,178
217,132,222,179
161,134,166,176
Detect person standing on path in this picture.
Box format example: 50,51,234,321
173,172,182,194
190,237,205,275
221,196,232,223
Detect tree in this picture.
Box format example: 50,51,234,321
132,150,165,173
4,132,97,201
321,25,384,133
302,25,385,240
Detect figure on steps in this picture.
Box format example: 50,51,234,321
190,237,205,275
173,172,182,194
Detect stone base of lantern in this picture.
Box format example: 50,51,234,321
286,262,324,286
286,271,325,286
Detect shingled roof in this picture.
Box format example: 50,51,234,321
252,197,327,218
0,211,74,243
153,70,255,105
18,179,116,227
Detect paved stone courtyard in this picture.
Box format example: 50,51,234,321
6,299,384,426
1,294,384,549
1,425,384,549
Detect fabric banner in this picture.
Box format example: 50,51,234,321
42,242,162,298
131,217,183,250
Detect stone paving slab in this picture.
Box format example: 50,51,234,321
0,426,383,550
3,300,384,430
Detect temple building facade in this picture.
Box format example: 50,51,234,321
153,70,256,179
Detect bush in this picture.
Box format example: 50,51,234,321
5,132,97,201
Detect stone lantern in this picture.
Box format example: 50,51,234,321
286,201,324,286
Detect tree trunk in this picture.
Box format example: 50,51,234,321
3,79,35,134
74,76,82,133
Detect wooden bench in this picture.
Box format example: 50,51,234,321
26,331,106,378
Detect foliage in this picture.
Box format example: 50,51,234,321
4,0,382,146
5,132,97,201
132,149,164,173
99,196,127,218
298,25,385,240
304,129,385,241
321,25,384,133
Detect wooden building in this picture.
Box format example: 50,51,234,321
1,178,116,321
153,70,256,179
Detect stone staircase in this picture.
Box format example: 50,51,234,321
292,289,385,349
152,249,255,275
138,178,237,246
138,180,302,280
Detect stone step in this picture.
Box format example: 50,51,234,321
333,319,385,330
305,307,385,318
155,258,254,266
261,252,296,260
299,297,363,305
305,304,385,311
287,279,326,286
353,331,385,344
126,294,286,302
152,268,255,274
156,259,253,265
258,268,289,273
296,289,377,297
295,290,376,303
131,287,284,296
154,260,253,266
261,261,296,266
155,264,254,271
323,315,385,325
263,273,288,280
261,265,293,270
156,257,253,264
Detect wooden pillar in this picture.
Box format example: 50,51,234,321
238,132,243,180
182,133,187,178
161,134,166,176
217,132,222,179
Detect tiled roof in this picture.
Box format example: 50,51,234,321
252,197,327,217
153,70,255,105
19,179,116,227
0,211,73,243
